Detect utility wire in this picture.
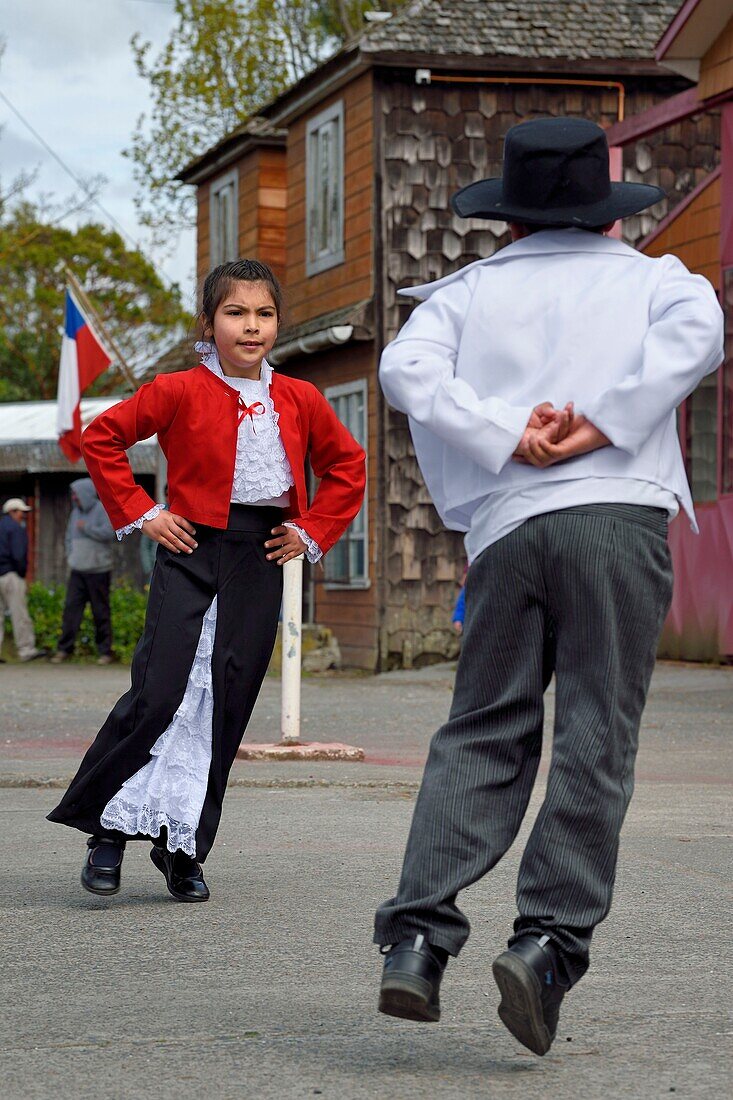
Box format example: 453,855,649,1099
0,85,177,290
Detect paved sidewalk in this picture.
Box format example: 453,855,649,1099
0,660,731,1098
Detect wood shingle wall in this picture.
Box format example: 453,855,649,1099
378,75,716,669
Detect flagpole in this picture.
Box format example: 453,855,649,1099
62,264,139,392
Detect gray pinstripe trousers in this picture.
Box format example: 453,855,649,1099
374,504,673,984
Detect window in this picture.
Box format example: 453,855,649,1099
306,101,344,276
209,170,238,267
324,380,367,586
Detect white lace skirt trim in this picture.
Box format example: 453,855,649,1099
116,504,165,541
100,596,218,856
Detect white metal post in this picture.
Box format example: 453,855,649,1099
280,554,304,743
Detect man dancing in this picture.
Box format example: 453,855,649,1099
374,118,723,1055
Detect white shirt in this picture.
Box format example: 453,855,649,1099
379,229,724,561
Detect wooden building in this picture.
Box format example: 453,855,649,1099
605,0,733,661
0,400,156,587
177,0,709,670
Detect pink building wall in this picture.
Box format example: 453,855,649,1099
661,500,733,660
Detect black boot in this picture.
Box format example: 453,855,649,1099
378,934,448,1022
81,835,125,896
150,845,210,902
492,934,570,1056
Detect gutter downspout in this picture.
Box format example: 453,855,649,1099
268,325,354,366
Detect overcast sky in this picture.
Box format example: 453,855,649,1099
0,0,197,305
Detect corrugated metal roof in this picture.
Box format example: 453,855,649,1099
360,0,681,60
0,441,156,474
0,397,156,473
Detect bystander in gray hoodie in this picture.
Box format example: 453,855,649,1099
65,478,114,573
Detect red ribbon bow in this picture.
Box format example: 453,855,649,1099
237,399,266,432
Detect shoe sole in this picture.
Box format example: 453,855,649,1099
150,847,209,903
379,974,440,1022
80,874,120,897
492,951,552,1056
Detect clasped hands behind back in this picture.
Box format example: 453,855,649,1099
513,402,610,468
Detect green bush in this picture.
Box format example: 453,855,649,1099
21,581,149,664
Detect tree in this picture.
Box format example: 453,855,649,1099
126,0,407,249
0,201,187,402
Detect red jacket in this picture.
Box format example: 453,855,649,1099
81,364,366,555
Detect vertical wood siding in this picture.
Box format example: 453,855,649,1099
285,71,374,327
642,173,721,287
279,342,379,669
194,146,287,298
699,14,733,101
196,181,211,291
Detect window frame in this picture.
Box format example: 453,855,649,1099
323,378,369,590
209,168,239,269
305,100,345,277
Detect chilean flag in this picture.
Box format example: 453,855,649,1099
57,288,112,461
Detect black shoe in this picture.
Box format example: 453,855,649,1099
150,845,210,902
378,934,447,1022
492,934,570,1056
81,836,125,895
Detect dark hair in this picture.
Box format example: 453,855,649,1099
200,259,283,332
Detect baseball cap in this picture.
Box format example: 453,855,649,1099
2,498,32,514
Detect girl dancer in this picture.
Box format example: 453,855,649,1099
49,259,366,901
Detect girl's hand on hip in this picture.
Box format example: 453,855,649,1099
265,526,306,565
142,512,198,554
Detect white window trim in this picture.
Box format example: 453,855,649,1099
209,168,239,268
306,100,345,277
324,378,369,589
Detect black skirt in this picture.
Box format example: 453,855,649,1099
48,504,284,860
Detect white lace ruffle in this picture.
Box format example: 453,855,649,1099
231,385,293,502
100,597,217,855
116,504,165,541
284,522,323,564
196,340,294,503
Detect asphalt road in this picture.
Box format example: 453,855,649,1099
0,660,731,1098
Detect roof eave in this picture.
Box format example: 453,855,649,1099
366,51,682,78
177,130,286,185
656,0,732,67
258,44,367,127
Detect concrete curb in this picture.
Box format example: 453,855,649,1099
237,741,365,761
0,773,419,791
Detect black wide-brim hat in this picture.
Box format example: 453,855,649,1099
451,117,663,227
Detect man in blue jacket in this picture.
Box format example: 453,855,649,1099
51,478,116,665
0,498,42,662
